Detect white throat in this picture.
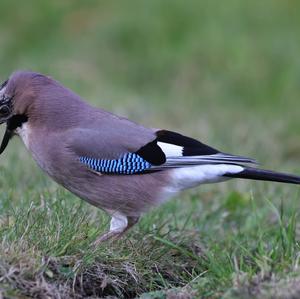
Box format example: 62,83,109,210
16,123,31,149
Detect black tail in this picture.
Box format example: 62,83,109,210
225,167,300,185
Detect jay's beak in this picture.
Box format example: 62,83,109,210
0,126,12,155
0,87,13,154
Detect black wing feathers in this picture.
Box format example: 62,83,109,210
135,129,221,165
136,139,166,165
156,130,219,156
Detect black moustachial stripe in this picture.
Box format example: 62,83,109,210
7,114,28,131
0,114,28,155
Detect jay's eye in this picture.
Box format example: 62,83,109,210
0,105,10,116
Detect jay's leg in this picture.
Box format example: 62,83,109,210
93,212,139,246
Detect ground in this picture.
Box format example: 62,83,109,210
0,1,300,298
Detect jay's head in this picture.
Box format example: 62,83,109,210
0,70,86,154
0,71,50,124
0,71,60,121
0,71,47,154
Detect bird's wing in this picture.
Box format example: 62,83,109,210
147,130,257,170
67,127,257,175
65,122,165,175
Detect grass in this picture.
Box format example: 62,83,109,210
1,1,300,298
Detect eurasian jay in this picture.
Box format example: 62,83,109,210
0,71,299,244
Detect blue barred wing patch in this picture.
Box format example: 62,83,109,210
79,153,152,174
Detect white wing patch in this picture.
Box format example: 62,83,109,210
157,142,183,157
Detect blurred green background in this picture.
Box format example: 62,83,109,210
0,1,299,157
0,0,299,198
1,1,300,297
